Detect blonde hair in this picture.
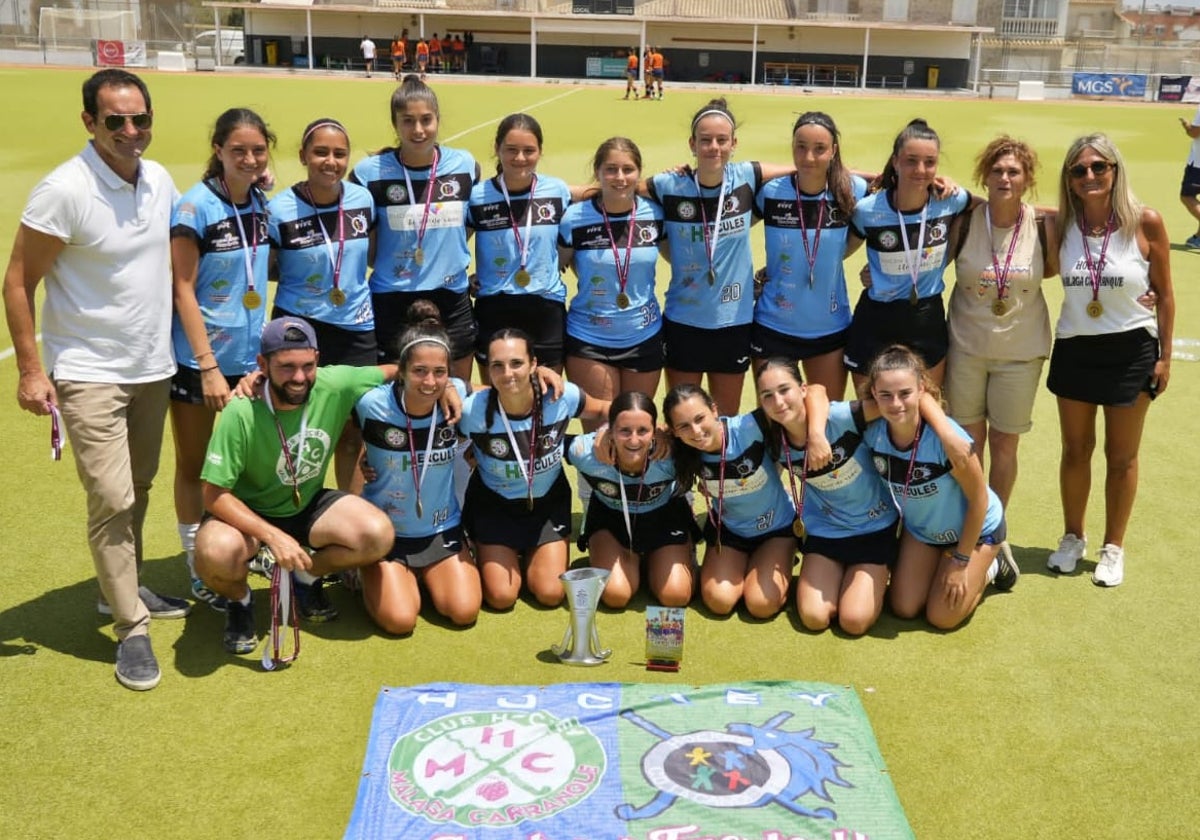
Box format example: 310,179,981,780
1056,133,1142,237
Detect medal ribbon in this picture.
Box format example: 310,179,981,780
264,383,310,508
1078,212,1114,306
599,197,637,303
699,420,728,552
219,177,260,297
261,562,300,670
498,175,537,275
895,201,928,301
985,204,1024,304
301,183,346,294
780,430,808,522
401,146,440,260
498,397,538,508
615,449,649,549
795,178,826,289
694,172,728,279
48,402,62,461
885,420,922,525
400,389,438,519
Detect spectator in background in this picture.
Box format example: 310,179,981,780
1178,107,1200,248
360,35,376,78
415,37,429,77
624,47,638,99
390,33,406,80
441,34,453,71
452,34,466,72
429,33,442,72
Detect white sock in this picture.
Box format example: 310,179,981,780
178,522,199,577
986,558,999,583
293,569,319,585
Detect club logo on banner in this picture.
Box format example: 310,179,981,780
346,682,914,840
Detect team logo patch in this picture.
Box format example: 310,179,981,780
437,179,462,200
536,202,557,223
384,427,407,448
597,481,619,499
386,184,407,203
487,438,510,458
929,221,947,244
678,201,697,221
386,710,605,828
878,230,899,250
436,426,458,446
636,224,658,245
350,212,370,235
722,195,739,215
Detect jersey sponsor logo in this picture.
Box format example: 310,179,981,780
386,184,407,203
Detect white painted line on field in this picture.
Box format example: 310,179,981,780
442,88,583,143
0,334,38,362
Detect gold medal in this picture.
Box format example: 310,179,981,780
329,288,346,306
792,519,807,540
1086,300,1103,318
992,298,1008,317
413,247,425,267
291,485,302,508
909,287,919,306
707,268,716,286
415,499,423,519
616,292,631,309
896,519,903,539
243,290,262,310
514,268,531,288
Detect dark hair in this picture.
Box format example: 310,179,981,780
483,328,540,431
754,357,804,460
662,383,716,494
203,108,276,185
300,117,349,154
391,73,439,127
608,390,657,428
879,118,940,192
394,299,449,369
590,136,642,181
493,113,543,177
866,344,940,403
82,69,151,117
791,110,857,216
690,97,737,138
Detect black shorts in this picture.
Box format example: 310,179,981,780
271,307,377,367
1047,328,1158,406
843,294,949,373
802,523,899,568
260,488,347,547
929,516,1008,549
750,322,850,362
1181,163,1200,198
474,294,566,369
577,495,699,554
463,471,571,552
170,365,244,405
565,328,665,373
663,318,752,374
373,289,476,363
383,525,467,570
702,519,796,556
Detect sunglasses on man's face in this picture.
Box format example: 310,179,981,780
1068,161,1114,179
102,112,152,132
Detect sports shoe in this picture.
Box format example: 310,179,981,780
248,545,275,578
98,586,192,620
295,576,338,623
993,541,1020,591
1047,533,1086,574
1092,544,1125,587
115,635,161,691
1185,234,1200,249
223,599,258,654
191,576,228,612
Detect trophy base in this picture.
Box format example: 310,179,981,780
552,645,612,666
646,658,680,672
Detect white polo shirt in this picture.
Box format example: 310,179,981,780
21,142,178,384
1189,104,1200,167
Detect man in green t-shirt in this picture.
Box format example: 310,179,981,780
195,318,395,655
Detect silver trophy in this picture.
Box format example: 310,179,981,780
552,568,612,666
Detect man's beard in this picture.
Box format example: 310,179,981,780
269,377,312,406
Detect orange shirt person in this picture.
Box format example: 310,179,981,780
415,38,429,76
624,48,638,99
390,35,406,79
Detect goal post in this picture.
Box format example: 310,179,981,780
38,8,138,49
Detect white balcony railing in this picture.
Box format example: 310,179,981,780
999,17,1060,37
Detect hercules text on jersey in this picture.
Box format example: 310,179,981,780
170,180,270,373
467,175,570,301
268,181,376,330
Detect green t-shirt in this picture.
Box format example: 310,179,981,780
202,365,384,517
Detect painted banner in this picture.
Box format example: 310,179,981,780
346,681,913,840
1071,72,1146,98
95,39,147,67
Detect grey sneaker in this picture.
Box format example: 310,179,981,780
98,586,192,619
223,599,259,654
1092,544,1125,587
115,635,161,691
248,546,275,578
993,541,1020,592
191,576,228,612
1047,533,1086,574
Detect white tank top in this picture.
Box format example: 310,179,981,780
1055,222,1155,339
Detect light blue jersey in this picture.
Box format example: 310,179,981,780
467,175,571,302
649,161,761,329
851,188,970,302
170,180,269,374
349,145,478,294
560,197,665,348
865,416,1002,546
567,432,678,514
699,411,795,539
460,382,584,500
355,379,468,538
755,175,867,339
268,181,375,331
776,401,896,539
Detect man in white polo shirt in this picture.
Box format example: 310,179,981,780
2,69,189,691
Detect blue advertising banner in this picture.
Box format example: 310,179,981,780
1072,72,1147,98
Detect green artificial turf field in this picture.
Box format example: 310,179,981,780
1,68,1198,839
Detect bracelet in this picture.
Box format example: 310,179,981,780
950,550,971,565
199,365,220,373
195,350,214,359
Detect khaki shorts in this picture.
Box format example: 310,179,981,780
944,349,1045,434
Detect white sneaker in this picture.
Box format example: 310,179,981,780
1092,544,1125,587
1047,533,1086,574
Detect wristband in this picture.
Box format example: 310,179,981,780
950,550,971,565
199,365,220,373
